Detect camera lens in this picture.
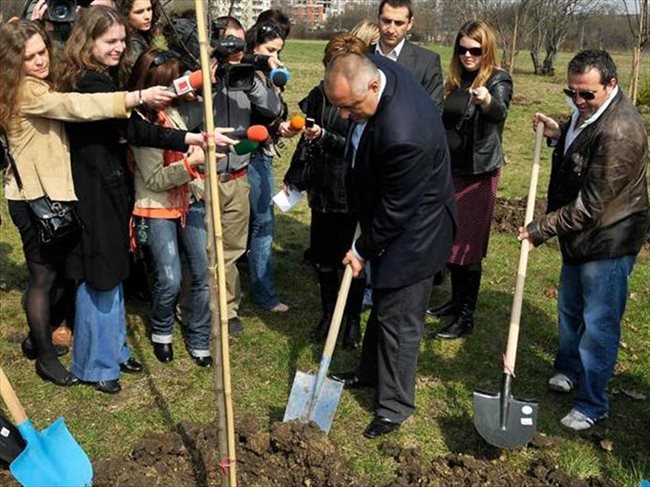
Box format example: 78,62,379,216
51,4,71,20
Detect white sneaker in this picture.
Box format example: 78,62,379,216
560,408,607,432
548,373,574,392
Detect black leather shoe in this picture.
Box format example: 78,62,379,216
22,336,68,360
330,371,373,389
426,300,458,318
228,317,243,337
95,379,121,394
191,355,213,368
363,416,401,439
35,360,79,387
435,316,474,340
153,342,173,363
119,357,143,373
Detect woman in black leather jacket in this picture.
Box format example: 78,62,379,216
283,35,369,349
429,20,513,340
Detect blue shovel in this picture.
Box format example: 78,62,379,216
0,367,93,486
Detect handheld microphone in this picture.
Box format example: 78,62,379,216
168,70,203,95
218,125,268,156
229,125,269,142
269,67,290,87
289,115,305,131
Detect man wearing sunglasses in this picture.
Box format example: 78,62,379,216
371,0,443,112
519,50,649,432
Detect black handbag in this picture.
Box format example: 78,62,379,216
5,139,82,245
284,136,314,191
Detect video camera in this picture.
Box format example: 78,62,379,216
165,16,255,92
45,0,92,23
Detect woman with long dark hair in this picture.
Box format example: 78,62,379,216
428,20,513,339
244,21,290,313
0,19,168,386
116,0,159,60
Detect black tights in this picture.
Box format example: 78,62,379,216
24,260,71,364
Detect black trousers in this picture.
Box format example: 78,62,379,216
358,275,433,423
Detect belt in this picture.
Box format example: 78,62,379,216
218,167,248,183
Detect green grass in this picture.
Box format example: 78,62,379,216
1,40,649,486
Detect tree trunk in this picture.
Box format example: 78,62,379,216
508,12,520,72
629,46,641,104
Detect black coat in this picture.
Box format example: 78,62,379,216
443,69,513,177
352,56,456,289
370,41,444,112
65,71,189,290
65,70,131,290
284,82,351,214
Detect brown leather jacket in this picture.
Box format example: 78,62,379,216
527,89,649,264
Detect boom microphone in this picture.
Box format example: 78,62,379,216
169,70,203,95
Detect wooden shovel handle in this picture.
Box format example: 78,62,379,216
0,366,27,425
503,123,545,374
321,225,361,361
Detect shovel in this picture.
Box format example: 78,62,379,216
473,122,545,449
0,367,93,486
284,229,360,433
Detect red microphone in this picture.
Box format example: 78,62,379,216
229,125,270,142
169,70,203,95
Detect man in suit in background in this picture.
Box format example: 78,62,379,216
324,53,455,438
372,0,444,111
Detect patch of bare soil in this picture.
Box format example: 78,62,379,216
87,419,614,487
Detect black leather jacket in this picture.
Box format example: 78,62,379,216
527,90,649,263
443,69,513,177
284,82,351,214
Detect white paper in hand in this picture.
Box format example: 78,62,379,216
273,188,303,212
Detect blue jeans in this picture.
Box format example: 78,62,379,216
72,282,130,382
248,151,281,310
554,255,636,419
147,202,210,356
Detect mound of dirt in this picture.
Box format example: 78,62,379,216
89,419,614,487
493,197,548,235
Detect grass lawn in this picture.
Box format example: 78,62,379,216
0,40,648,486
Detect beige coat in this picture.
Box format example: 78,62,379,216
131,107,199,210
4,77,129,201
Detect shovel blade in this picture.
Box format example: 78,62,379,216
283,370,344,433
473,389,538,449
10,418,93,487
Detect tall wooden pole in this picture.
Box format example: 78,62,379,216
194,2,237,486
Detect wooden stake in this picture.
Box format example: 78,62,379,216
193,2,237,486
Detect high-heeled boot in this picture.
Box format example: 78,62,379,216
427,264,463,317
310,269,339,342
435,266,481,340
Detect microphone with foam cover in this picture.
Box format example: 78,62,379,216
289,115,305,131
229,125,270,141
269,67,290,87
169,70,203,96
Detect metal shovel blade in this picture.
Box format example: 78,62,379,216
473,374,538,449
10,418,93,487
283,370,344,433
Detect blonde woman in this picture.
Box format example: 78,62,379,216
429,20,513,340
350,20,380,46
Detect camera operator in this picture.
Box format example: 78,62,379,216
211,16,283,336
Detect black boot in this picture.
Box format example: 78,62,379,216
342,278,364,349
310,269,339,342
435,265,481,340
427,264,463,317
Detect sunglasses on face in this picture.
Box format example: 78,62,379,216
563,88,597,100
457,46,482,56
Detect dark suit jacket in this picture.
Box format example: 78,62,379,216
352,55,456,289
370,41,444,112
